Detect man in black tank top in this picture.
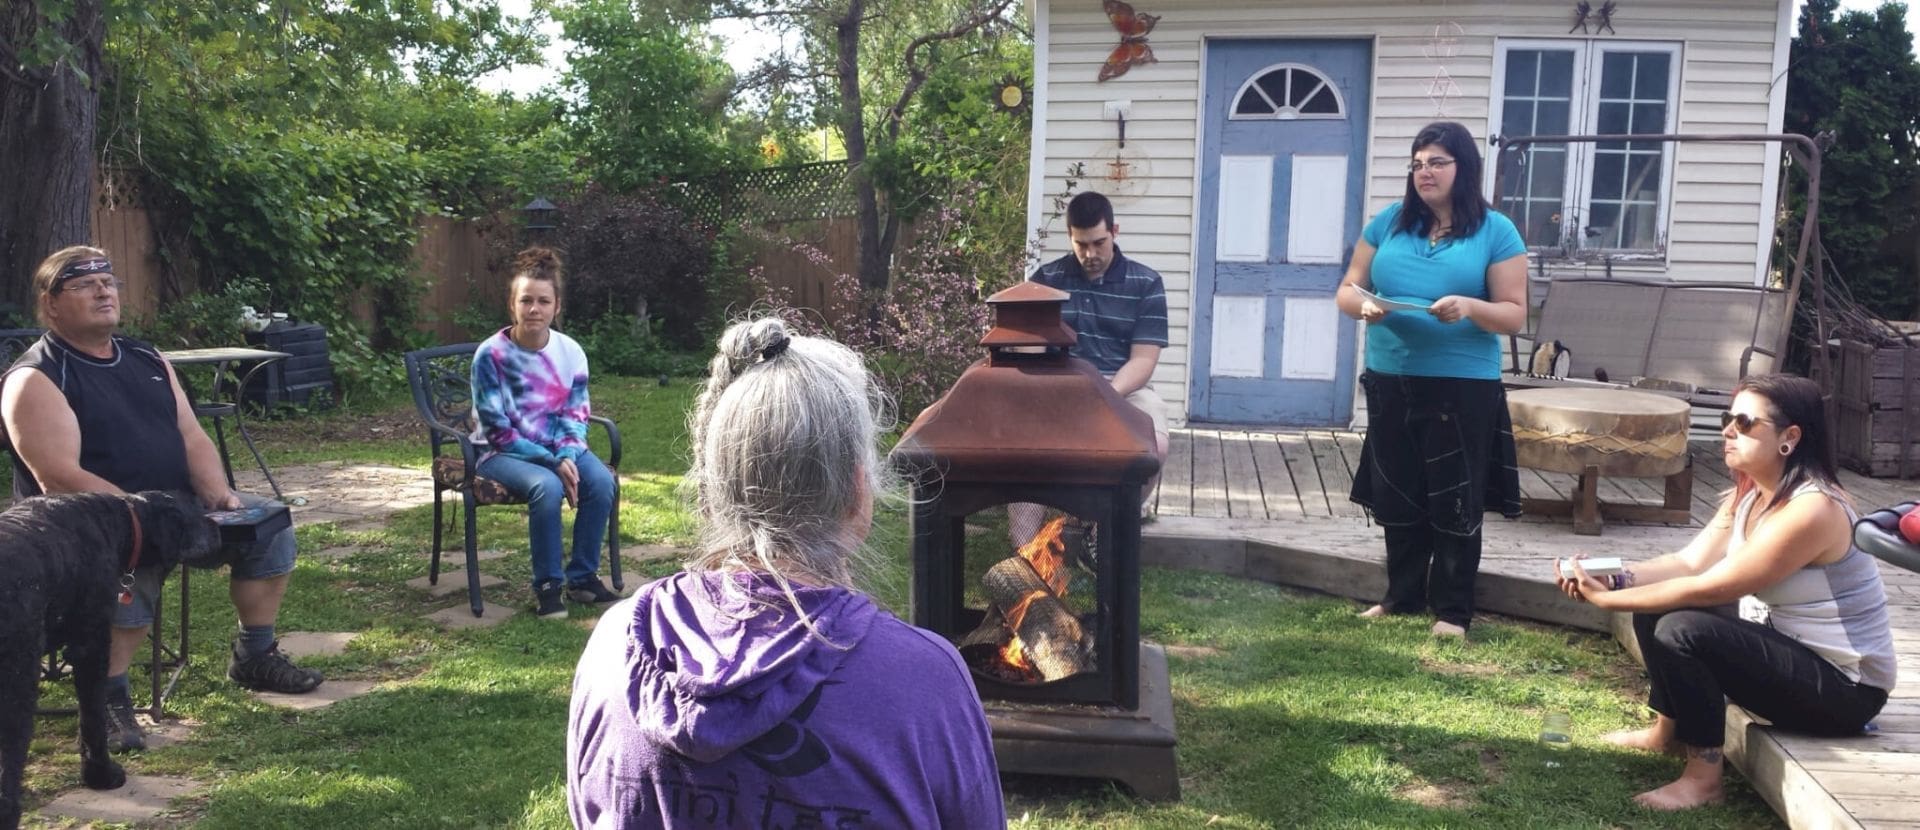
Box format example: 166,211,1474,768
1,247,323,752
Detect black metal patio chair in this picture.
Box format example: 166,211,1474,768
403,342,624,617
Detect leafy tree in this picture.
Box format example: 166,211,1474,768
877,45,1032,288
0,0,104,310
1786,0,1920,319
554,0,749,190
646,0,1024,292
2,0,557,315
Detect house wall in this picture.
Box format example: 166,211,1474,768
1027,0,1789,424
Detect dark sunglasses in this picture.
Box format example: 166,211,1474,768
1720,412,1774,434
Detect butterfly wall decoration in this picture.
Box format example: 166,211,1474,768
1098,0,1160,82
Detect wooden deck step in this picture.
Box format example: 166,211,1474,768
1158,425,1920,830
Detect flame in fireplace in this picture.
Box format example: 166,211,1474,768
998,517,1074,672
1001,590,1048,672
1017,516,1072,596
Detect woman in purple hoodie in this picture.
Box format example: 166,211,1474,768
567,317,1006,829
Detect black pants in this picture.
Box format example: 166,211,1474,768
1635,609,1889,748
1380,524,1481,627
1351,372,1520,628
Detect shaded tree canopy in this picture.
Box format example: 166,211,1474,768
625,0,1027,291
554,0,750,190
1786,0,1920,320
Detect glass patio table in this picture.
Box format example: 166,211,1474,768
160,346,291,500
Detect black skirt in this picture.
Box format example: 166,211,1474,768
1349,371,1523,535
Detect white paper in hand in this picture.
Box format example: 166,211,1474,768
1354,286,1428,313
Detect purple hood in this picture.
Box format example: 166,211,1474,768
621,570,878,762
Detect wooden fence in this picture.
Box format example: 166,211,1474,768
405,215,499,343
90,181,501,344
88,160,887,344
746,217,861,326
90,170,172,322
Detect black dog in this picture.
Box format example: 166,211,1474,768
0,491,220,830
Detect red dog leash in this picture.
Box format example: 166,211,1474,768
119,501,144,605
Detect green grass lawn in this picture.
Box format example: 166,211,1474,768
23,376,1781,829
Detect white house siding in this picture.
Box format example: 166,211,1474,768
1028,0,1787,424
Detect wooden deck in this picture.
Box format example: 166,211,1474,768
1148,426,1920,830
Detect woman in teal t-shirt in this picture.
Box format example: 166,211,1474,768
1335,121,1529,637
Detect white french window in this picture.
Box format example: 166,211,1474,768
1488,39,1682,259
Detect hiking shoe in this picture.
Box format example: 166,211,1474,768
228,640,324,694
567,576,622,606
535,581,568,619
105,697,146,752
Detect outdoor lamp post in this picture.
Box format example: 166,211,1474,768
522,197,558,236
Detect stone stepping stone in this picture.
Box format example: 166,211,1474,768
625,544,685,563
276,632,360,659
1161,645,1223,660
406,572,506,597
251,680,378,711
428,548,515,563
141,718,198,750
308,546,361,560
427,600,520,629
36,774,199,825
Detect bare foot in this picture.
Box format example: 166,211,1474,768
1431,621,1467,638
1633,776,1724,811
1358,604,1390,618
1601,728,1683,757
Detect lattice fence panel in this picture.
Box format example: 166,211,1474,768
670,160,857,225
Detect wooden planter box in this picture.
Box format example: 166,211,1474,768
1827,339,1920,478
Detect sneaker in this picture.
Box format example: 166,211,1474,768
227,640,324,694
105,697,147,752
535,581,568,619
567,576,622,606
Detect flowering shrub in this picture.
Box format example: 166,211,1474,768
546,183,720,350
747,197,1017,421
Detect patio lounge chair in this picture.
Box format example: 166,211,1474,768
403,342,624,617
1505,277,1790,409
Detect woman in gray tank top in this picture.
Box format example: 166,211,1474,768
1551,374,1895,811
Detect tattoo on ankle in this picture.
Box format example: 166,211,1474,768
1619,568,1637,589
1686,746,1724,763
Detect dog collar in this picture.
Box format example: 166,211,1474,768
120,502,144,606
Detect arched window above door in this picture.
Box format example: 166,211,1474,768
1230,64,1345,120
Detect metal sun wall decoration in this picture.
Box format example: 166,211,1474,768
1097,0,1160,82
1570,1,1618,35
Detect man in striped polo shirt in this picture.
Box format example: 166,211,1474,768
1012,191,1170,542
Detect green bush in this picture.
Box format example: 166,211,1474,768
125,277,269,349
571,313,705,378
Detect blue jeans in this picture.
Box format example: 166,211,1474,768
116,491,297,629
476,450,615,588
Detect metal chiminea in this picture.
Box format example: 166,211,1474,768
890,281,1178,799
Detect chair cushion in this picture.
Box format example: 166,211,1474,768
431,455,518,506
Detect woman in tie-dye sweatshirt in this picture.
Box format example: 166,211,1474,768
470,247,622,619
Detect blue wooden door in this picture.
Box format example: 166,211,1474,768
1190,39,1370,425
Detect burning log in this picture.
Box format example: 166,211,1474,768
957,605,1011,651
983,557,1092,681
